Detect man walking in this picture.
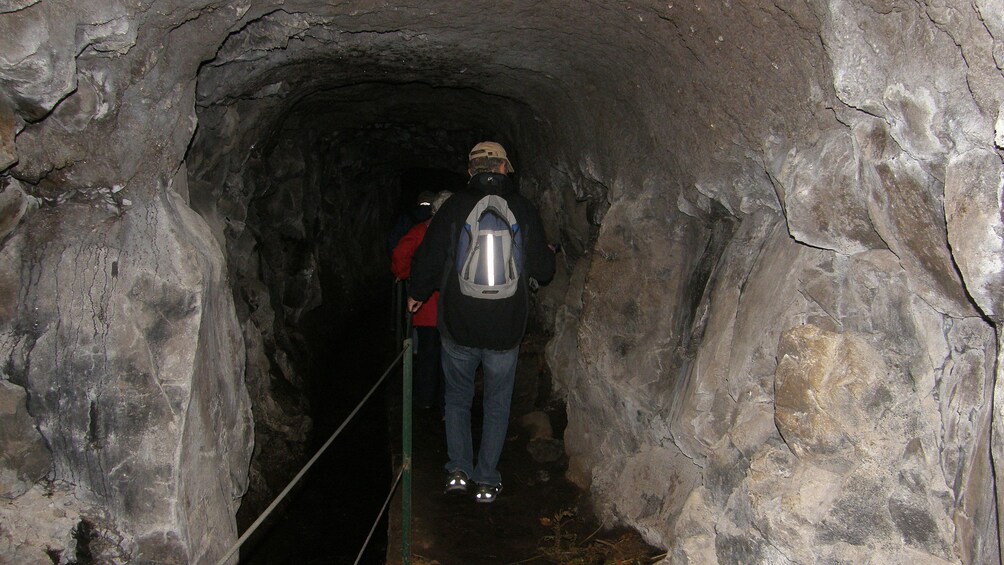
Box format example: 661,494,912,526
407,141,555,503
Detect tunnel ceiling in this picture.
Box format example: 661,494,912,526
194,6,628,115
2,0,842,206
188,5,624,180
178,0,839,225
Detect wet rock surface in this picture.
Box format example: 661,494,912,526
0,380,50,499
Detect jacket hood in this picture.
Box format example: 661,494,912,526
469,172,514,196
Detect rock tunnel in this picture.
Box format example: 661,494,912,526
2,1,1004,563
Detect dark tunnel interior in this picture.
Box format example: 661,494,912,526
178,15,837,557
187,79,555,558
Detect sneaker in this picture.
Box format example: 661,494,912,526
444,470,469,494
474,483,502,504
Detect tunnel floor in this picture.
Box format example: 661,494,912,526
236,296,661,564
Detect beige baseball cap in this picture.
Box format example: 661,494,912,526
469,141,514,172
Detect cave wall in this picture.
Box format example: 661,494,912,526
0,191,252,562
0,1,1002,564
541,2,1004,564
0,2,258,562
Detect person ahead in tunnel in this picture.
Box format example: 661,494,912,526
392,190,453,413
408,141,555,503
387,190,436,255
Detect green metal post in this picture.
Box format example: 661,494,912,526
402,338,413,565
394,280,404,347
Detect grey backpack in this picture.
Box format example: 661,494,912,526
455,194,524,299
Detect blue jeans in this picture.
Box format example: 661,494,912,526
441,335,519,487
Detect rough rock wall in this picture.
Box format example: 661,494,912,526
544,1,1004,564
0,2,255,562
185,107,319,529
0,192,252,562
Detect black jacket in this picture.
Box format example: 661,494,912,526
409,172,555,350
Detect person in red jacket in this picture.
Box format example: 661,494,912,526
392,190,452,411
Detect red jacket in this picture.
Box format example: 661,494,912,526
391,222,439,327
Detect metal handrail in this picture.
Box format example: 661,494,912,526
355,336,413,565
402,336,413,565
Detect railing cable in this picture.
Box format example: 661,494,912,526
353,465,405,565
215,344,410,565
